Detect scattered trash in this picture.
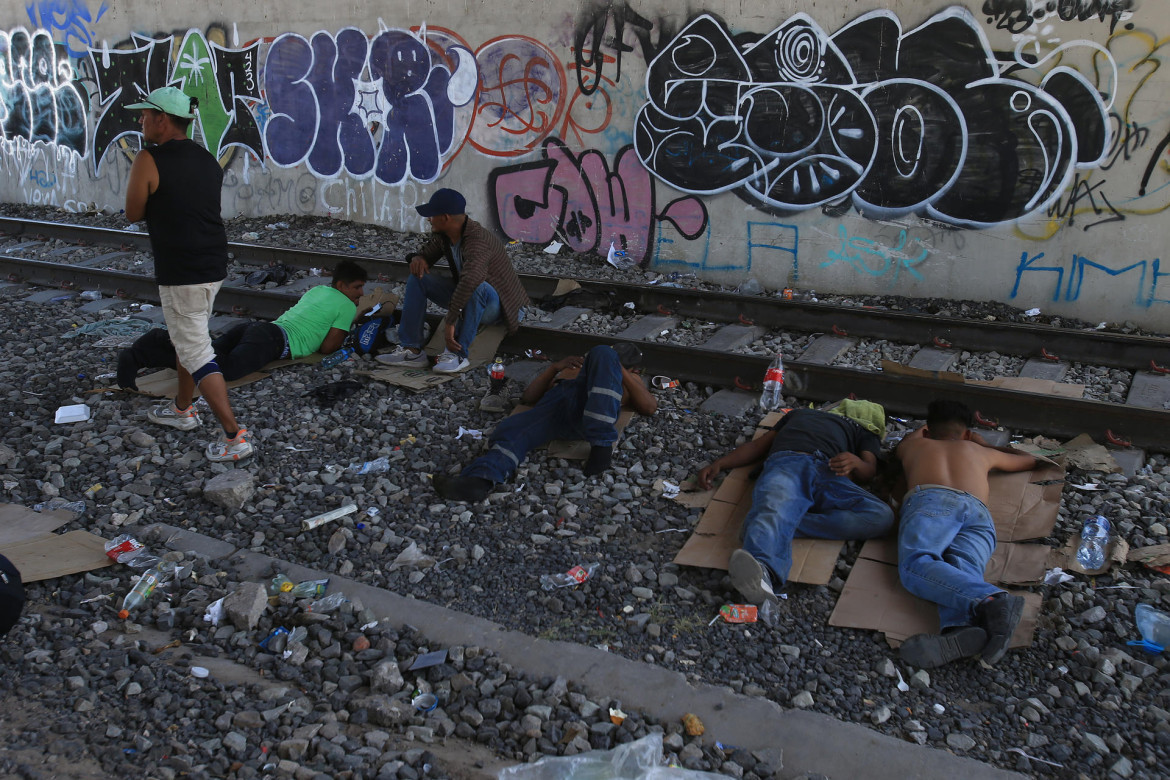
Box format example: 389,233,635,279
388,541,437,572
608,707,626,725
759,353,785,412
682,712,705,736
1076,515,1111,571
717,604,758,623
735,278,762,295
606,242,636,271
203,597,225,626
412,692,439,711
259,627,289,650
1043,567,1074,585
1025,308,1042,316
320,347,355,369
456,426,483,440
651,376,680,389
1072,482,1102,491
408,648,449,671
241,231,261,241
321,230,334,238
266,221,290,229
268,575,328,598
309,267,323,276
540,562,600,590
307,592,347,613
33,497,86,515
623,301,636,310
1128,604,1170,654
1006,747,1063,768
118,561,176,619
659,480,681,498
894,667,910,692
348,457,390,475
190,666,210,679
79,290,102,301
524,349,546,359
499,732,721,779
104,534,146,563
54,404,91,424
543,240,563,254
366,507,380,518
302,504,358,530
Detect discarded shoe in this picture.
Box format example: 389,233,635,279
728,548,778,607
583,444,613,476
206,428,254,462
899,626,988,669
975,592,1025,665
147,402,201,431
433,474,492,502
433,351,471,374
376,346,428,367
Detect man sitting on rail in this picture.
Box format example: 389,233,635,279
118,260,372,392
376,188,529,374
696,400,895,608
434,343,657,502
895,400,1037,668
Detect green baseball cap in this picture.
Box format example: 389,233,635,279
125,86,198,119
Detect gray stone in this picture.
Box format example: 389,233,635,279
1127,371,1170,410
278,739,309,760
906,347,957,372
1082,732,1109,755
223,731,247,754
703,324,766,352
870,706,891,725
371,660,404,693
223,582,268,631
1019,358,1069,382
1080,605,1108,624
800,335,857,365
945,733,976,751
203,470,256,511
631,586,654,600
699,390,758,418
614,314,679,341
791,691,814,708
533,306,593,330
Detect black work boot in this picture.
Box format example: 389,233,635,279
433,475,492,502
975,592,1025,665
899,626,988,669
583,445,613,476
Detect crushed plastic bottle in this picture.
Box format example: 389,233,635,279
104,534,146,564
321,347,354,369
118,561,176,619
736,278,762,295
33,498,86,515
348,456,390,475
1130,604,1170,653
270,574,329,598
759,353,785,412
308,592,347,613
1075,515,1110,571
540,562,600,590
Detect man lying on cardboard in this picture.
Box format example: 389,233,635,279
696,399,895,607
435,343,657,502
895,400,1038,669
116,260,377,395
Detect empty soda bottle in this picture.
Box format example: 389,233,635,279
1075,515,1110,571
118,561,177,619
488,358,506,394
759,354,785,412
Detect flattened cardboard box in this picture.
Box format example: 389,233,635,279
986,459,1065,542
360,324,506,392
4,530,114,582
0,503,74,546
858,538,1054,586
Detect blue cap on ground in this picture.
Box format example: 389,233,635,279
416,188,466,217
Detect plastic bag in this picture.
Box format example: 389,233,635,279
498,733,725,779
388,541,437,572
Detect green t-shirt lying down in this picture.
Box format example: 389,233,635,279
274,284,356,358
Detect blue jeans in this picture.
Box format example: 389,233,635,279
741,451,894,585
398,272,502,358
898,486,1001,630
463,346,624,482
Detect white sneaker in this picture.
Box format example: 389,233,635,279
433,351,470,373
147,402,201,431
376,346,428,367
206,428,254,462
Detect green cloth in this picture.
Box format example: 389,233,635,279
825,399,887,440
274,284,355,358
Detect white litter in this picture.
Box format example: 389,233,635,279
456,426,483,440
543,240,563,254
54,404,90,424
1025,307,1041,316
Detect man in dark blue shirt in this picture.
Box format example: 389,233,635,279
697,402,895,607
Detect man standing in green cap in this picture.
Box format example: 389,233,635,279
124,86,252,462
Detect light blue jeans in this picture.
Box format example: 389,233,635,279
398,273,502,358
741,451,894,585
898,486,1001,630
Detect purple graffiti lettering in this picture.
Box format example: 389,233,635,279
470,36,565,157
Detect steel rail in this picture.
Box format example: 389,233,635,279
3,215,1167,372
3,249,1167,449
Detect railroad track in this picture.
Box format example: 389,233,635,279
2,216,1169,451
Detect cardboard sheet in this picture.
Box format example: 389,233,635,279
858,538,1053,586
986,460,1066,542
3,530,114,582
360,324,506,392
1062,433,1122,473
828,557,1041,648
0,504,75,546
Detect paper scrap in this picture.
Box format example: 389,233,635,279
543,240,563,254
456,426,483,440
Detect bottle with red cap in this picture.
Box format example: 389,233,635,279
488,358,506,394
759,354,785,412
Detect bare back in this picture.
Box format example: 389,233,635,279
898,436,1033,504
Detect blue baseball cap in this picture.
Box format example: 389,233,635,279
416,188,466,217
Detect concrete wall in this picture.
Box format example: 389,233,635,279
2,0,1167,329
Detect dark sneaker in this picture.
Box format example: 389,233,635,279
975,592,1025,665
434,474,493,502
583,445,613,476
899,626,988,669
728,548,778,607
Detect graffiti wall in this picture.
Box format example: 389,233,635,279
0,0,1167,328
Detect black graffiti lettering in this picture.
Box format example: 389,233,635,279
635,10,1112,228
1047,172,1125,230
574,1,668,96
984,1,1137,35
88,35,174,173
1101,113,1149,170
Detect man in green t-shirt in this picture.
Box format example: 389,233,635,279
118,260,371,390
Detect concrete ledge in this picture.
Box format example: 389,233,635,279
148,522,1021,780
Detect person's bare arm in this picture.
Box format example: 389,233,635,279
124,150,157,223
986,448,1039,474
829,449,879,482
519,356,581,405
696,430,776,489
622,368,657,416
318,327,348,355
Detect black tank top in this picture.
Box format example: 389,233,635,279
144,139,228,286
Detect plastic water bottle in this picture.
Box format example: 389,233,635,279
759,354,785,412
540,562,600,590
118,562,176,619
488,358,506,394
321,347,354,369
1075,515,1110,570
1134,604,1170,650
